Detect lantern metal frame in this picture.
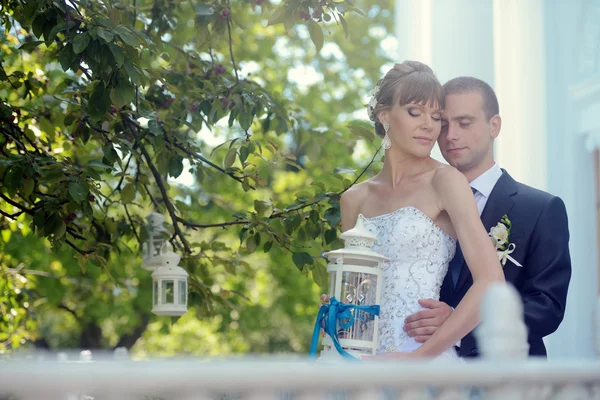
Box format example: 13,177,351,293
151,251,189,317
320,215,388,358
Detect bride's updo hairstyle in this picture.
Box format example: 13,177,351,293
367,61,444,138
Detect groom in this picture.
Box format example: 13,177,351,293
403,77,572,358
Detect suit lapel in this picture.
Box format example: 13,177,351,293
454,170,518,294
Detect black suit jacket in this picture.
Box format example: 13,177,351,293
439,170,572,357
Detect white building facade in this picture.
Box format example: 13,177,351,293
394,0,600,359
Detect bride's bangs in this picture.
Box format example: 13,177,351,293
395,74,444,110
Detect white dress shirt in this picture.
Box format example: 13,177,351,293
469,163,503,216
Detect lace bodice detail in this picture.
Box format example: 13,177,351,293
361,206,456,354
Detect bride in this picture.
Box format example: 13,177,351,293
339,61,505,360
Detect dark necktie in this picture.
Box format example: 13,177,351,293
450,186,478,288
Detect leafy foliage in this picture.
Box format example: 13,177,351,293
0,0,394,354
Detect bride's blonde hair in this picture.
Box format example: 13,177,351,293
370,61,444,138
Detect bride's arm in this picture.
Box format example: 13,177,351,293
412,166,505,358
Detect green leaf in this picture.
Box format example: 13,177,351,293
239,110,253,130
54,220,66,240
123,60,142,85
108,43,125,67
115,26,141,47
102,143,120,165
308,21,324,53
22,178,34,197
312,261,329,288
110,81,134,109
224,148,237,169
339,14,349,38
88,159,112,170
194,4,215,16
46,22,66,45
72,32,91,54
32,14,46,38
18,41,44,51
58,44,75,71
324,228,337,244
68,182,88,203
168,156,184,178
347,122,375,141
246,233,260,254
268,6,287,26
239,146,249,163
292,252,313,270
89,81,111,119
97,28,114,43
121,183,135,204
263,241,273,253
324,207,341,227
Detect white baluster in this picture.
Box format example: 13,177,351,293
476,283,529,360
113,347,129,360
244,392,287,400
552,384,591,400
294,390,331,400
179,394,216,400
397,388,429,400
436,387,470,400
522,384,554,400
349,388,384,399
476,283,529,400
590,383,600,400
595,296,600,358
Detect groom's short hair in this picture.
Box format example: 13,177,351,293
443,77,499,121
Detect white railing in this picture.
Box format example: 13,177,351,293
1,284,600,400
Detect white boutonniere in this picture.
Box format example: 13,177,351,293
489,215,522,267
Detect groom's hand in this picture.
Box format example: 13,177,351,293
403,299,453,343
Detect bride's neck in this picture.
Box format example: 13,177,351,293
379,150,432,188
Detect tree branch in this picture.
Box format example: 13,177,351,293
65,239,95,255
114,313,150,349
176,147,380,230
124,204,141,245
138,141,191,253
0,192,34,215
226,16,239,83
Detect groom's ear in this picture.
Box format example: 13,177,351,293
490,115,502,139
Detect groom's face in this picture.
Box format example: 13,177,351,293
438,92,495,175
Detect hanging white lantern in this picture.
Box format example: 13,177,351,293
151,251,189,316
141,212,170,270
310,215,387,360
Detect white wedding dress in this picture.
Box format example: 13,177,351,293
361,206,461,361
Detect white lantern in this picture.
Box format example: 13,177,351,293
142,212,170,270
318,215,387,360
151,251,189,316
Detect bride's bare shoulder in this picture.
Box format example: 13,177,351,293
431,163,470,193
340,180,372,208
340,180,374,230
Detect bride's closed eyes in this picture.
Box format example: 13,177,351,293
407,107,442,121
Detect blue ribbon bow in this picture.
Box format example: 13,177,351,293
309,297,380,360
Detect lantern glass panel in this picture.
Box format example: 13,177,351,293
162,280,174,304
338,271,378,342
152,238,165,257
153,280,158,305
179,280,187,305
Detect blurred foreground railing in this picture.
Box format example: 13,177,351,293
1,284,599,400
